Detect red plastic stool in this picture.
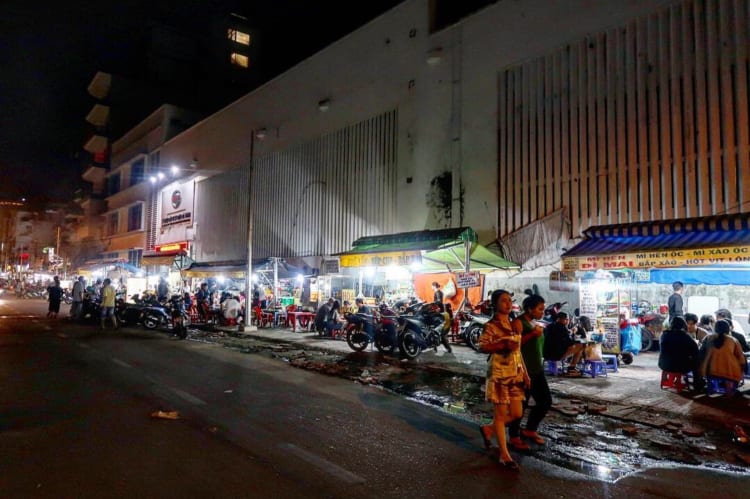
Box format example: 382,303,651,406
660,371,691,392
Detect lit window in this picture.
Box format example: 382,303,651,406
227,29,251,46
230,53,249,68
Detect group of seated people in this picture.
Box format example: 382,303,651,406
542,313,591,376
314,297,372,336
658,310,749,393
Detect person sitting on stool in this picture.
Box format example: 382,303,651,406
543,312,584,375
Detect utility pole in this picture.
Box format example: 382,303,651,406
241,131,256,331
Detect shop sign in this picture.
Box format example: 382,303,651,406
549,271,576,291
340,251,421,268
562,244,750,271
322,259,340,274
455,271,480,288
160,180,194,227
154,241,188,253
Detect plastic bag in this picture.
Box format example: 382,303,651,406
443,279,456,298
585,343,603,361
620,324,641,355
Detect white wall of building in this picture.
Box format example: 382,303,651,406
158,0,686,261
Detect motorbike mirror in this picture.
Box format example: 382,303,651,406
574,307,580,316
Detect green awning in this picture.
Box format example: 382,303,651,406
420,242,519,272
335,227,479,268
336,227,478,256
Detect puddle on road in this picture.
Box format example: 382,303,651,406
196,332,750,482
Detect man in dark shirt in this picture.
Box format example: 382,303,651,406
667,281,684,322
355,297,372,315
314,297,334,335
543,312,584,374
658,317,699,374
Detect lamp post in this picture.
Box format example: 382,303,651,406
242,129,264,331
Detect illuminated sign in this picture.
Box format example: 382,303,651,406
160,180,194,227
340,251,422,268
562,245,750,271
154,242,188,253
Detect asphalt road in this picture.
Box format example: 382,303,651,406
1,297,749,498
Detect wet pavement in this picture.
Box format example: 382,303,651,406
185,324,750,481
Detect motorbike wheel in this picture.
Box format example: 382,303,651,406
143,315,160,329
466,323,483,351
400,329,422,360
621,352,634,365
346,328,369,352
374,334,396,354
641,330,654,352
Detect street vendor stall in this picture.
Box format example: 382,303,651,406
561,212,750,357
333,227,519,309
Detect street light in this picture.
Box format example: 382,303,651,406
242,127,265,330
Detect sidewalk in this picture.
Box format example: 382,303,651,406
218,324,750,431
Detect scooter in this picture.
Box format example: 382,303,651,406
454,306,490,351
344,303,399,354
398,302,452,360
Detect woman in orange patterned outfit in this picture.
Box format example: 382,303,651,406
478,289,529,471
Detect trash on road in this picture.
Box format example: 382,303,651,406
150,410,180,420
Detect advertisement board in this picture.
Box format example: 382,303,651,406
161,180,195,227
562,244,750,271
455,271,481,288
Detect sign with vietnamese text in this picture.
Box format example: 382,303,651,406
455,271,481,288
340,251,421,268
562,245,750,271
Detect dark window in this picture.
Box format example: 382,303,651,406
128,204,142,231
107,213,118,236
107,173,120,196
131,159,145,186
128,248,142,267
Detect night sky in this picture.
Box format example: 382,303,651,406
0,1,402,206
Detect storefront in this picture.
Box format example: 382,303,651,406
141,242,192,297
332,227,518,309
561,213,750,352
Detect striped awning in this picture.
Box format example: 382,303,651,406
562,212,750,271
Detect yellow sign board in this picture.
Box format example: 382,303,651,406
562,245,750,272
340,251,422,268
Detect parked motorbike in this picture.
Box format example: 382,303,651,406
454,306,489,351
344,303,399,354
398,302,451,360
78,295,102,321
139,295,190,338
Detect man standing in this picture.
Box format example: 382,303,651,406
431,282,444,311
667,281,684,322
71,276,85,320
157,277,169,301
100,278,118,330
46,276,63,319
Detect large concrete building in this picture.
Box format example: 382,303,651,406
81,0,750,309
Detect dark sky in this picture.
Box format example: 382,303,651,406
0,1,402,206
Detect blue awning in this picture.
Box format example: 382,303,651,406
562,212,750,273
563,230,750,257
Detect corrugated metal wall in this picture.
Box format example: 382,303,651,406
193,168,249,262
498,0,750,237
252,109,398,258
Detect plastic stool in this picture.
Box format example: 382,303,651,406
583,360,607,378
544,360,564,376
601,354,619,372
706,376,740,395
660,371,691,392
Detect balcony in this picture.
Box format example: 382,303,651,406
86,103,110,127
87,71,112,100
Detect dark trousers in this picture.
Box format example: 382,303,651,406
509,372,552,436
